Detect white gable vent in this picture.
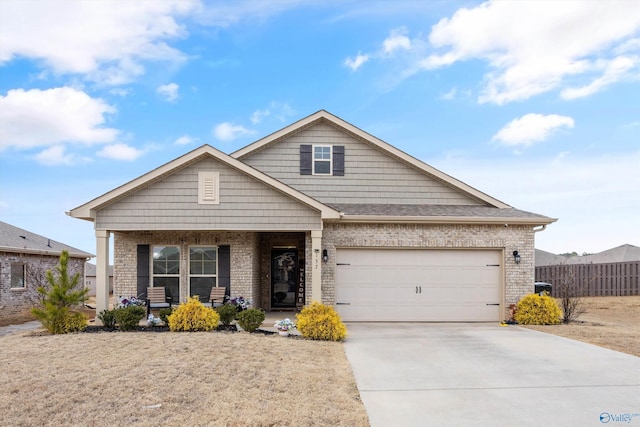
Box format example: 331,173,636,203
198,171,220,205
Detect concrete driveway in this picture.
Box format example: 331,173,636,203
344,323,640,427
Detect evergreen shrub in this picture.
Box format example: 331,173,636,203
296,302,347,341
113,305,146,331
168,296,219,332
216,303,238,326
514,292,562,325
236,308,265,332
97,309,117,329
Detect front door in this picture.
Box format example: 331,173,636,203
271,248,298,309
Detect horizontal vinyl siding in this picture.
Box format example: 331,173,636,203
95,158,321,231
241,122,483,206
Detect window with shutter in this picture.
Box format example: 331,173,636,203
300,144,345,176
198,171,220,204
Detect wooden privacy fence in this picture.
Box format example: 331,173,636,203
535,262,640,297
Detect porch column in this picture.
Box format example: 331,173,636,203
95,229,110,320
311,230,322,303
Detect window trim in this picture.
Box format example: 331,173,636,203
10,262,26,289
151,245,181,300
312,145,332,175
188,245,218,300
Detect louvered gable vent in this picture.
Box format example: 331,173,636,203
198,171,220,204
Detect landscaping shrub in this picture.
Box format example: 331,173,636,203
296,302,347,341
113,305,146,331
514,293,562,325
97,309,117,329
31,250,88,334
168,296,219,332
158,307,173,324
236,308,265,333
216,303,238,326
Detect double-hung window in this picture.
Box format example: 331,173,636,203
300,144,344,176
189,246,217,301
152,246,180,302
313,145,332,175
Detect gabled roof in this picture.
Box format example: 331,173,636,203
232,110,511,209
535,244,640,266
565,244,640,264
0,221,93,259
68,144,341,222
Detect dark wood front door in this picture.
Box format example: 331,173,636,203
271,248,298,309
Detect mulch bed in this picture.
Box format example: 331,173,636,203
81,324,278,335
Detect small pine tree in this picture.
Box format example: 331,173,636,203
31,250,89,334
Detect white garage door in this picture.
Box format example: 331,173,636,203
335,249,502,322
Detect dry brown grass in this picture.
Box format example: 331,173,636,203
0,331,369,427
523,296,640,357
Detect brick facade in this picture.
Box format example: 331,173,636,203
111,223,535,319
113,231,259,305
0,252,86,321
321,223,535,319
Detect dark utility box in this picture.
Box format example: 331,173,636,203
534,282,552,294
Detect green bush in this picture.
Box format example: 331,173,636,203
31,250,88,334
168,297,220,332
113,305,146,331
515,293,562,325
97,309,117,329
296,302,347,341
236,308,265,333
158,307,173,324
216,303,238,326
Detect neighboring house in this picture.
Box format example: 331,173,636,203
535,245,640,296
0,221,93,321
69,110,556,321
536,244,640,266
84,263,114,296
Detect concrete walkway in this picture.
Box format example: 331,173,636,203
344,323,640,427
0,321,42,337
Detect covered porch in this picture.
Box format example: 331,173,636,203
92,229,325,316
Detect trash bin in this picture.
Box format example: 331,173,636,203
534,282,552,295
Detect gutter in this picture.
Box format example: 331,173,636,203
0,246,94,259
331,215,558,226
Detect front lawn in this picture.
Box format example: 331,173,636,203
0,331,369,426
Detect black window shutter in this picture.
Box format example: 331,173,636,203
333,145,345,176
137,244,150,299
218,245,231,296
300,145,312,175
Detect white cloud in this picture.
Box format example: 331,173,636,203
109,88,132,97
251,109,270,124
492,114,575,147
561,56,637,99
422,1,640,104
0,87,118,151
34,145,75,166
0,0,198,85
250,102,295,124
383,27,411,54
174,135,198,145
213,122,256,142
97,143,144,161
157,83,180,101
344,53,369,71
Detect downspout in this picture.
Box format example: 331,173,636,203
533,225,547,233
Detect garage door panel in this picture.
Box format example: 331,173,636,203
335,249,502,322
